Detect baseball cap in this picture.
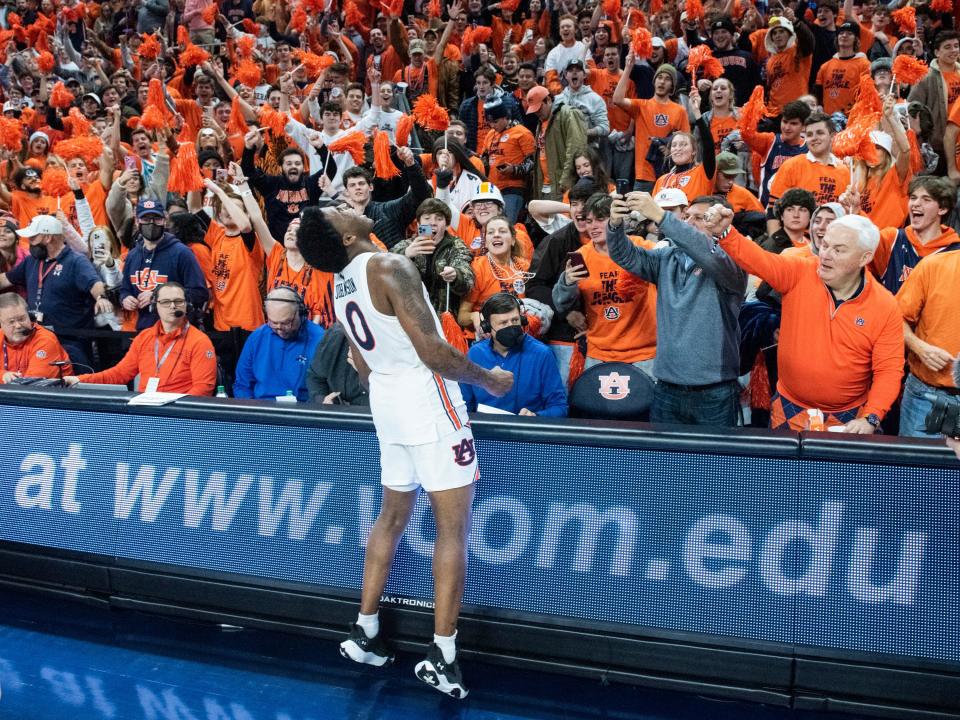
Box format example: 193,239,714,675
565,58,585,72
652,36,665,48
526,85,550,114
711,17,736,34
136,198,166,219
16,215,63,237
870,130,893,155
28,131,49,146
2,101,20,115
409,39,426,55
716,151,743,176
82,92,102,106
654,188,689,209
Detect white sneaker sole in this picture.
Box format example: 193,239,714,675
415,659,469,699
339,639,393,667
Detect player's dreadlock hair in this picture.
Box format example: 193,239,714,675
297,206,374,273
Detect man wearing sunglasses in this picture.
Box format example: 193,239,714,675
64,282,217,395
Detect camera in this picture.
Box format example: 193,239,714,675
924,394,960,438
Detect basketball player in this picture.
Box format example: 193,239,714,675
297,204,513,698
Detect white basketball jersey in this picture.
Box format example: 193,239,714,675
334,252,468,445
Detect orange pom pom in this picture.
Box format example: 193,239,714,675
632,27,653,59
344,0,367,28
19,107,36,127
140,33,162,60
500,0,520,11
235,58,261,88
50,82,75,109
412,94,450,132
832,112,879,160
327,130,367,164
241,18,259,34
850,73,882,118
685,0,703,22
907,128,923,175
650,0,663,13
6,12,20,26
687,44,723,82
568,339,586,390
167,142,205,194
40,167,70,197
258,104,289,137
603,0,620,18
893,55,929,86
236,34,255,59
180,43,211,67
147,78,173,122
126,116,141,130
294,49,334,79
373,130,400,179
441,311,468,353
177,25,190,46
891,6,916,34
201,2,218,24
395,113,415,148
52,135,104,166
226,96,249,137
930,0,952,11
382,0,404,16
65,107,92,137
738,86,766,136
139,105,167,131
0,117,22,151
36,50,54,73
288,6,307,32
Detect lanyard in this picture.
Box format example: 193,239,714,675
153,325,188,374
35,260,57,313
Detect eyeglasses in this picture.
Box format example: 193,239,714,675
156,299,186,308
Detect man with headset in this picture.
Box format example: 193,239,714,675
459,293,568,417
63,282,217,395
0,294,72,383
232,287,325,401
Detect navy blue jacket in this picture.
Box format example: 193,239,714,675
121,233,209,331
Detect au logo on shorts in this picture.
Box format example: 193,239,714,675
451,438,476,467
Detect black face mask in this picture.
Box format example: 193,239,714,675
494,324,524,350
141,223,164,242
29,243,48,261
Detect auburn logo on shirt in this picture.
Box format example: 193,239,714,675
35,350,46,359
130,269,169,291
451,438,476,467
653,113,669,127
604,306,621,320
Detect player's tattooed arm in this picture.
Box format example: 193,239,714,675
385,256,514,396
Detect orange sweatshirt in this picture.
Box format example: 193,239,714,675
719,229,904,418
79,322,217,395
1,326,71,380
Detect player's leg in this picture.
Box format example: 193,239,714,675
413,428,477,699
340,443,419,667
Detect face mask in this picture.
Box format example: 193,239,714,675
494,324,524,350
29,243,48,260
140,223,164,242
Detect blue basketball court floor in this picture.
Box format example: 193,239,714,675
0,586,868,720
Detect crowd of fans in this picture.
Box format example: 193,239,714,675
0,0,957,438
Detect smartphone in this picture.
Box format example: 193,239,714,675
418,223,434,239
124,156,137,171
615,179,631,196
215,168,228,183
566,251,588,275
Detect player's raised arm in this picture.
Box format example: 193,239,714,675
376,254,513,397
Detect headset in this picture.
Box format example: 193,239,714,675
264,287,309,322
479,292,527,335
148,281,194,317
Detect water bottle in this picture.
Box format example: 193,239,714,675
276,390,298,404
215,385,227,398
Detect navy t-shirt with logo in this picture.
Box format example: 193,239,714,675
5,247,100,329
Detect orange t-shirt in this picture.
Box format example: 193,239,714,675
765,46,813,117
943,69,960,106
897,247,960,388
0,325,71,379
710,114,738,146
626,98,690,182
860,169,909,231
653,164,713,204
482,124,536,191
393,59,439,100
588,68,635,132
463,253,530,310
11,190,59,242
84,180,109,228
767,154,850,209
725,183,765,213
267,244,336,327
576,238,657,363
816,55,871,115
719,229,904,419
205,222,266,332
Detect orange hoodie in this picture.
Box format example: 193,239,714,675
720,229,904,418
872,225,960,281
